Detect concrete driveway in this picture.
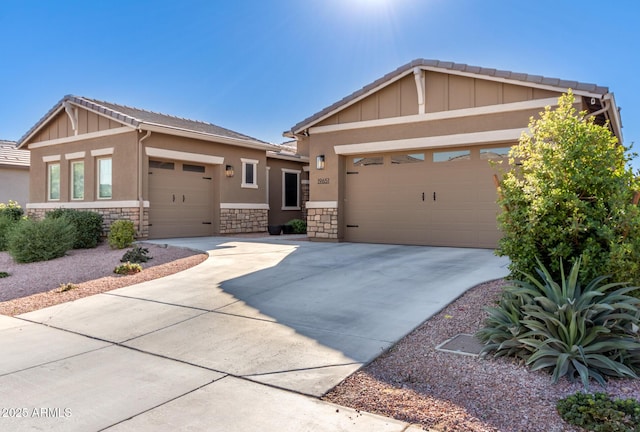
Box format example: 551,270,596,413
0,236,508,431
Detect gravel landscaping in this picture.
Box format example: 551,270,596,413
0,242,207,315
324,279,640,432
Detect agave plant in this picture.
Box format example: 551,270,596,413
478,257,640,389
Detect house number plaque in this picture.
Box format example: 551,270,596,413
317,178,330,184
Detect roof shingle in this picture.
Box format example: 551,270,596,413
0,140,30,167
19,95,270,148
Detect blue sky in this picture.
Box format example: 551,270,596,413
1,0,638,167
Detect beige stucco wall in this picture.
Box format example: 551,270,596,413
0,166,29,208
266,157,307,226
29,131,139,203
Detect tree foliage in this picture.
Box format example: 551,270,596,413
496,91,640,286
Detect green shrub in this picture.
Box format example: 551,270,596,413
0,214,19,251
120,245,152,263
557,392,640,431
108,220,135,249
286,219,307,234
0,200,24,221
495,91,640,287
6,217,75,263
477,258,640,389
0,271,9,278
46,209,103,249
114,261,142,275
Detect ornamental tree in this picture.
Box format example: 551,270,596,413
496,90,640,285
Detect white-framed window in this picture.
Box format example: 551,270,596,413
71,160,84,200
241,158,259,189
48,163,60,201
97,157,112,199
282,168,301,210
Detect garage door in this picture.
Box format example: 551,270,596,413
148,159,214,238
343,146,508,248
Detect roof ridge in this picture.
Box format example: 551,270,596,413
79,96,215,127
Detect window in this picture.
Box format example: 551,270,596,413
149,160,175,170
71,161,84,200
353,156,383,166
391,153,425,164
480,147,511,160
183,163,205,173
48,163,60,201
282,169,301,210
433,150,471,163
97,157,112,199
241,158,258,188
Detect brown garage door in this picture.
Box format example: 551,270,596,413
343,146,508,248
148,159,214,238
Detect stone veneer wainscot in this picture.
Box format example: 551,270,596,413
219,208,268,234
306,207,338,240
27,206,149,238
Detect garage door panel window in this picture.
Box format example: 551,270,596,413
97,157,112,199
354,156,383,166
71,160,84,200
48,163,60,201
241,158,258,189
183,163,205,173
480,147,511,160
282,169,301,210
391,153,425,164
433,150,471,163
149,160,175,170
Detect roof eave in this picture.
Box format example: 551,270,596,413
139,123,277,151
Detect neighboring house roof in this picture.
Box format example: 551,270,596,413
0,140,30,167
287,58,619,136
267,141,309,163
18,95,274,150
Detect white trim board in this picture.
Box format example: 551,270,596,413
310,96,571,135
220,203,269,210
306,201,338,209
146,147,224,165
27,127,134,149
334,128,525,155
27,200,150,209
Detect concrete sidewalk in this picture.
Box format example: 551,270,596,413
0,237,508,431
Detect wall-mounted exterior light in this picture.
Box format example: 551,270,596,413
225,165,234,177
316,155,325,170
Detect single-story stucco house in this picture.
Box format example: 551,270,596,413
0,140,30,209
285,59,623,248
16,96,307,238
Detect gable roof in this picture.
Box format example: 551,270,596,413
287,58,616,136
0,140,30,167
18,95,274,150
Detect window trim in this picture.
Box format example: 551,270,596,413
281,168,301,211
47,162,60,201
97,157,112,200
241,158,259,189
70,160,85,201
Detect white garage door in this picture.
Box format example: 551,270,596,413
148,159,214,238
343,146,508,248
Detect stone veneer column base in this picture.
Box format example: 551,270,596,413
306,208,338,240
27,207,149,239
219,208,268,234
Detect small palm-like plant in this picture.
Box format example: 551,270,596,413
477,258,640,389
